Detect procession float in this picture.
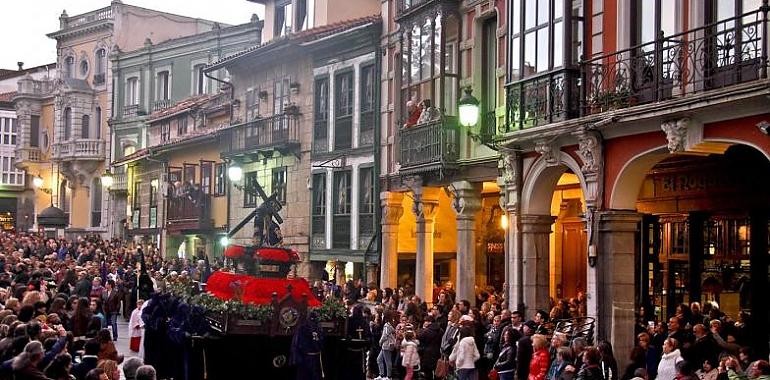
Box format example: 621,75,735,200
143,180,358,380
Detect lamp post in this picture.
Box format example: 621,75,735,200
227,163,243,182
32,176,44,189
458,86,480,129
100,170,114,188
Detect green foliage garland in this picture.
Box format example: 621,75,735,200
310,297,348,322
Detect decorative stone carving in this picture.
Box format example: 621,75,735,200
576,130,602,176
661,118,689,153
450,182,482,218
499,149,519,184
535,140,559,167
381,198,404,225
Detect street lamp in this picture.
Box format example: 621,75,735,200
458,86,480,129
32,175,44,189
100,170,114,188
227,163,243,182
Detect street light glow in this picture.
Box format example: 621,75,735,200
32,176,44,188
500,214,508,230
458,86,480,128
228,164,243,182
100,171,114,188
219,236,229,246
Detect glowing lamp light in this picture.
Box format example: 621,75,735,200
500,214,508,230
32,176,44,188
219,236,229,246
151,178,159,188
100,170,114,188
458,86,480,128
227,164,243,182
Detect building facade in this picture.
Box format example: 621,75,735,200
496,0,770,363
108,17,263,247
13,1,222,237
209,0,381,278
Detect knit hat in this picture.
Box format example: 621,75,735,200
523,320,538,330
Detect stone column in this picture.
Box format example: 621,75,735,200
499,150,522,311
452,181,482,303
413,186,440,305
520,214,555,314
576,129,603,327
380,192,404,289
335,261,346,285
597,210,642,371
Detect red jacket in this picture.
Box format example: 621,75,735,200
528,347,550,380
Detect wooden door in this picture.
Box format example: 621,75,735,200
561,220,587,298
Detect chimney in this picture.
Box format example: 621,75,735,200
17,62,24,71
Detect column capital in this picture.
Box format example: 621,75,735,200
498,149,521,212
598,210,643,232
381,192,404,226
451,181,482,219
574,128,603,208
412,186,441,222
520,214,556,233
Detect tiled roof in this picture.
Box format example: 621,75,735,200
147,94,218,123
208,14,381,69
112,123,229,166
0,92,16,102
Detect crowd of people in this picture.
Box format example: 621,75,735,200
317,279,769,380
0,231,209,380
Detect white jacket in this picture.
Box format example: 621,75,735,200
402,339,420,367
449,336,480,369
656,349,683,380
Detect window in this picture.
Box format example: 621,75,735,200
126,77,139,105
275,1,293,36
0,155,23,185
30,115,40,147
201,162,213,194
214,163,226,196
311,172,326,248
296,0,315,30
359,166,375,240
160,123,171,142
245,88,260,121
132,181,141,227
177,116,188,136
274,77,291,116
359,65,375,146
65,56,75,79
1,117,18,146
149,179,158,206
183,164,197,185
81,115,90,139
63,108,72,141
244,171,258,207
80,59,89,78
91,178,102,227
193,64,206,95
635,0,676,46
60,180,71,223
272,167,287,204
95,107,101,139
313,77,329,150
335,72,353,150
332,170,351,248
156,71,170,100
95,49,106,74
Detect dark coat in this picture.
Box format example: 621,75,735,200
13,364,52,380
102,288,123,315
417,322,443,371
516,335,533,380
74,278,91,299
576,365,604,380
686,334,720,368
72,356,98,380
494,344,516,373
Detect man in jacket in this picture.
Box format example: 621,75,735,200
102,279,124,340
517,321,537,380
417,316,443,380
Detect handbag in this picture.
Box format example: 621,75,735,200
435,356,451,379
488,368,500,380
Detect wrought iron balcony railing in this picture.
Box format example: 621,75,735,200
582,6,768,116
223,111,300,156
396,0,457,19
152,99,172,111
398,115,459,176
504,6,769,132
122,104,144,118
51,139,105,161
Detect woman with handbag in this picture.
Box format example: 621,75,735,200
494,329,517,380
449,327,481,380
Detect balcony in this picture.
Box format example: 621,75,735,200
93,73,105,85
396,0,458,20
504,7,769,132
222,111,300,158
167,194,212,232
63,6,113,28
397,116,459,176
51,139,105,161
152,99,172,111
15,148,43,169
111,170,127,193
122,104,144,118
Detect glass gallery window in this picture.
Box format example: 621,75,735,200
400,12,460,119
